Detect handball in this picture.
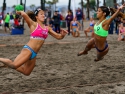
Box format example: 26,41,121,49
15,5,24,11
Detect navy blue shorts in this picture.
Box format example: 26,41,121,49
4,23,9,27
95,42,108,52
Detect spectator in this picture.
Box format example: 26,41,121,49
52,11,61,33
4,13,10,33
106,14,114,34
76,8,83,30
114,16,121,34
122,18,125,29
48,10,51,18
14,14,20,27
114,3,122,34
118,23,125,41
84,16,95,37
70,17,81,37
10,13,14,28
49,18,54,30
114,3,120,9
65,10,73,35
0,13,3,29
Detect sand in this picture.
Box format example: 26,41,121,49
0,21,125,94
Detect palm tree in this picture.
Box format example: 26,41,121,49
46,0,58,11
68,0,71,10
2,0,6,10
81,0,84,30
113,0,117,9
24,0,26,12
30,4,36,11
46,0,54,17
113,0,116,4
12,5,16,8
41,0,45,10
52,0,58,10
46,0,54,9
122,0,124,4
122,0,124,13
20,0,23,5
103,0,106,6
2,0,6,18
81,0,84,13
97,0,99,10
86,0,90,19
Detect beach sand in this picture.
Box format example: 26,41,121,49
0,21,125,94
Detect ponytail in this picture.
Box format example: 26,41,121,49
26,10,36,22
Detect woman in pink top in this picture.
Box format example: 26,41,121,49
118,22,125,41
0,8,67,76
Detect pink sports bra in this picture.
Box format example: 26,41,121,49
30,23,48,40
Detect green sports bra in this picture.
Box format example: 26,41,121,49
94,19,108,37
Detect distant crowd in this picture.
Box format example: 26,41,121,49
0,12,23,33
44,7,84,37
0,5,125,41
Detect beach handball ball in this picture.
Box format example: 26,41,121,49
15,5,24,11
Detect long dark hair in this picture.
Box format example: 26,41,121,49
99,6,110,17
26,10,36,21
26,8,42,22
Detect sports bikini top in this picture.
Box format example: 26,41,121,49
30,23,48,40
94,19,108,37
90,21,94,26
72,21,78,26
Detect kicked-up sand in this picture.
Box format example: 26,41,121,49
0,21,125,94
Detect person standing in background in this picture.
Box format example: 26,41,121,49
10,13,14,28
53,11,61,33
76,8,83,30
4,13,10,33
65,10,73,35
106,14,114,34
0,13,3,29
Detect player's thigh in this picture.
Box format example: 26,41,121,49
13,49,32,68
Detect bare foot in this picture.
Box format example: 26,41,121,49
94,57,104,62
77,51,88,56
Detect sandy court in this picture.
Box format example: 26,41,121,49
0,21,125,94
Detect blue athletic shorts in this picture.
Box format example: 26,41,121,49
73,28,76,32
23,45,37,59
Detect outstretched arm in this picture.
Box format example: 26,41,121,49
16,11,35,28
107,4,125,25
48,27,68,40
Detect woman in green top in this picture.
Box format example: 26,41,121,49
77,4,125,61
